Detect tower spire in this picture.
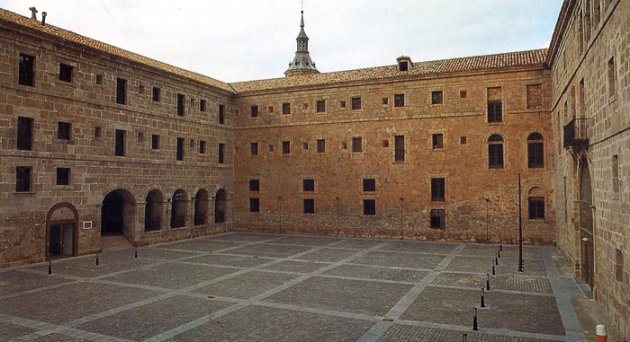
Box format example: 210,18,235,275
285,8,319,77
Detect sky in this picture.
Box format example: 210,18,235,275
0,0,563,82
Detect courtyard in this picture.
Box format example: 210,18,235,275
0,232,589,341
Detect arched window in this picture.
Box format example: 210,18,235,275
527,133,544,168
488,134,504,169
145,190,163,231
194,189,208,226
528,187,545,219
215,189,227,223
170,189,187,228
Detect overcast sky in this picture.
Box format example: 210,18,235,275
1,0,563,82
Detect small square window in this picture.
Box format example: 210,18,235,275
249,198,260,212
56,167,70,185
363,199,376,215
431,91,443,104
58,122,71,140
15,166,32,192
430,209,445,229
282,103,291,115
95,74,103,85
303,103,308,110
303,199,315,214
95,126,102,139
340,100,346,108
152,87,161,101
351,97,362,110
59,63,73,82
251,105,259,117
316,100,325,113
268,106,274,113
303,179,314,192
303,142,309,150
151,134,160,149
363,178,376,192
460,136,467,145
249,179,260,192
250,142,258,156
200,99,207,112
432,133,444,149
382,140,389,148
460,90,467,98
282,141,290,154
394,94,405,107
382,97,389,105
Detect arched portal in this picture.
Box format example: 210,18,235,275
215,189,227,223
171,189,187,228
145,189,163,231
578,158,595,288
194,189,209,226
101,189,135,236
46,203,78,259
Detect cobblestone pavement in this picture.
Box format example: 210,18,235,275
0,233,588,341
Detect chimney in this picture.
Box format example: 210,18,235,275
28,7,38,20
42,12,47,25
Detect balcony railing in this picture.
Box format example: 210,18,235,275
563,117,589,149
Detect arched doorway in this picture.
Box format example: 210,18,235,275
215,189,227,223
171,189,187,228
145,189,163,231
194,189,209,226
578,158,595,288
46,203,78,259
101,189,135,236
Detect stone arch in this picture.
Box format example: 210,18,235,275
46,202,78,259
194,189,209,226
171,189,188,228
101,189,136,236
214,188,227,223
145,189,163,231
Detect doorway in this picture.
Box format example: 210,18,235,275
46,203,78,260
579,158,595,288
101,189,135,236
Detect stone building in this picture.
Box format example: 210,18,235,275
0,1,627,338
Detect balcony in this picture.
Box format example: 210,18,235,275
563,117,589,149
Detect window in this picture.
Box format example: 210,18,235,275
460,90,467,98
527,133,544,168
316,100,325,113
303,199,315,214
268,106,274,114
363,178,376,192
115,129,126,156
612,155,619,193
340,100,346,109
15,166,32,192
398,60,408,71
177,94,185,116
316,139,326,153
199,140,206,154
249,179,260,192
432,133,443,149
608,57,616,98
615,249,623,282
152,87,160,102
116,78,127,105
303,179,314,192
363,199,376,215
352,137,362,152
526,84,542,109
147,134,158,150
382,140,389,148
382,97,389,105
282,102,291,114
176,137,184,161
219,105,225,124
251,105,259,117
431,91,443,104
249,198,260,212
139,84,145,94
487,87,503,123
57,122,71,140
528,197,545,219
59,63,72,82
430,209,445,229
351,97,361,110
488,134,504,169
303,142,309,150
94,126,102,139
200,99,207,112
17,117,33,150
282,141,290,154
269,144,274,152
394,94,405,107
18,53,35,86
394,135,405,161
431,178,445,201
95,74,103,85
579,78,585,116
56,167,70,185
218,143,225,163
460,136,467,145
250,142,258,156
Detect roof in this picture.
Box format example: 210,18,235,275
0,8,234,93
232,49,548,94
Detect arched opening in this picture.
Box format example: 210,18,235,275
101,189,135,236
488,134,504,169
527,187,545,220
215,189,227,223
171,189,187,228
527,132,544,168
579,158,595,288
145,189,163,231
46,203,78,259
194,189,209,226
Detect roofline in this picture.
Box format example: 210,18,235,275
546,0,576,67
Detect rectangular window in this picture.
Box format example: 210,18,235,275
430,209,445,229
382,97,389,105
363,199,376,215
219,104,225,124
526,84,542,109
303,199,315,214
431,91,443,104
59,63,73,82
282,102,291,114
116,78,127,105
612,155,619,193
115,129,126,156
488,144,504,168
249,179,260,192
316,100,325,113
282,141,290,154
152,87,161,102
351,97,362,110
340,100,346,109
18,53,35,86
615,249,623,282
431,178,445,201
460,136,467,145
528,142,544,168
177,94,185,116
56,167,70,185
199,140,206,154
17,116,34,150
608,57,616,98
95,74,103,85
394,94,405,107
460,90,467,98
250,142,258,156
579,78,585,116
200,99,207,112
394,135,405,161
251,105,259,117
487,87,503,122
352,137,362,152
363,178,376,192
151,134,160,149
57,122,71,140
249,198,260,213
94,126,102,139
303,142,309,150
218,143,225,163
528,197,545,219
15,166,32,192
432,133,443,149
316,139,326,153
303,179,314,192
176,137,184,161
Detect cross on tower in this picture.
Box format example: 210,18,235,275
299,0,306,11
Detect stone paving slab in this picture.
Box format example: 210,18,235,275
227,243,314,258
184,253,274,268
109,247,204,261
296,247,360,262
30,333,90,341
378,241,459,255
0,321,36,340
332,238,385,249
431,272,553,294
272,236,341,246
0,270,73,297
157,239,244,252
197,271,298,299
206,232,283,242
26,255,157,279
261,260,329,273
379,324,555,342
324,264,428,283
351,250,444,269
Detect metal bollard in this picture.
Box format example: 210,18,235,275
134,247,138,258
472,307,478,330
486,273,491,291
596,324,607,342
48,260,52,274
480,287,485,307
492,264,496,275
96,253,99,266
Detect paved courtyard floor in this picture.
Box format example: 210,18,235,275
0,232,590,341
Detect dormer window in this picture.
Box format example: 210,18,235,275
396,56,413,71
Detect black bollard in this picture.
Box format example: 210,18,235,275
497,249,501,258
134,247,138,258
495,256,498,266
480,287,485,307
48,260,52,275
472,307,478,330
486,273,491,291
499,243,502,252
462,333,468,342
492,264,496,275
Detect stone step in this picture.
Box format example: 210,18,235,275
100,235,132,251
